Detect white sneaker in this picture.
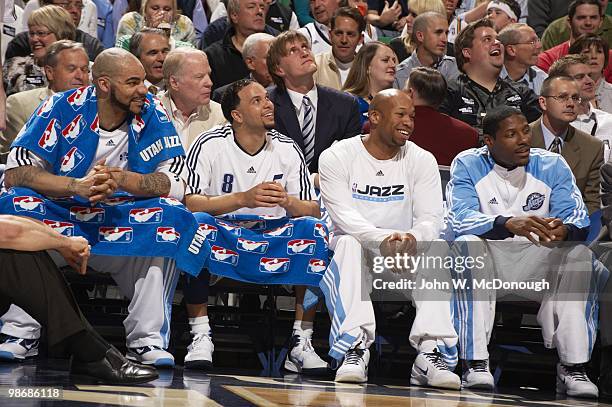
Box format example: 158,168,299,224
556,363,599,398
462,359,495,390
335,346,370,383
0,335,39,361
284,329,328,375
184,332,213,370
410,349,461,390
126,345,175,368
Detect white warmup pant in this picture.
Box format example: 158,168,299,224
452,235,609,364
0,255,180,349
320,234,458,366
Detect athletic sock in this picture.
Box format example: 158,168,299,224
418,339,438,353
189,315,211,336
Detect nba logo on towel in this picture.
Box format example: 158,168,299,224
236,238,269,253
233,219,267,230
210,245,239,266
38,119,59,152
44,220,74,236
287,239,316,255
198,224,218,241
13,196,45,214
129,207,163,224
313,223,328,241
103,196,135,206
159,197,183,207
263,223,294,238
156,227,180,243
99,227,133,243
36,94,60,118
61,114,85,143
67,87,88,110
60,147,85,174
70,206,105,223
217,220,242,236
259,257,290,273
307,259,327,274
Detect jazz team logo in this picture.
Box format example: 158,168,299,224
67,86,88,110
61,114,85,143
156,227,180,243
307,259,327,274
198,224,218,241
210,245,239,266
236,238,269,254
259,257,290,273
60,147,85,174
70,206,105,223
287,239,317,255
43,220,74,236
38,119,59,152
99,227,133,243
263,223,294,238
129,207,163,224
13,196,46,214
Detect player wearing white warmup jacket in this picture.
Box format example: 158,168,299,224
319,89,460,388
447,106,608,398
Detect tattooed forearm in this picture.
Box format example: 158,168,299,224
5,166,42,188
138,173,171,196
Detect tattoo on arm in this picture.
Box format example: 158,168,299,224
138,173,171,196
5,166,42,188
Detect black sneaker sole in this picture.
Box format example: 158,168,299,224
184,360,213,371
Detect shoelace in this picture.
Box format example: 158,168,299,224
563,364,589,382
344,342,365,366
469,359,489,373
424,349,449,370
190,333,212,350
294,331,315,352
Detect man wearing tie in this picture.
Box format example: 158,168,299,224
529,75,603,214
267,30,361,186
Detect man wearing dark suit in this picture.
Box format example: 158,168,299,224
266,30,361,176
405,67,478,166
530,75,603,214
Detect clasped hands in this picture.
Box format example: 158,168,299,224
71,159,125,205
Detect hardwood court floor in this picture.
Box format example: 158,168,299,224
0,360,611,406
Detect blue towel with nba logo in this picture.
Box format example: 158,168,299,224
194,212,329,286
0,86,211,276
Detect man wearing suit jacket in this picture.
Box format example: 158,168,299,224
266,30,361,178
160,48,226,149
2,40,89,163
530,75,603,214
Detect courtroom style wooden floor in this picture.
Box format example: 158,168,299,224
0,359,611,406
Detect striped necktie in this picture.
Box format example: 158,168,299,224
301,95,315,165
549,137,561,154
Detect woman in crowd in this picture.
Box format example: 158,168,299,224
3,6,75,96
388,0,446,62
569,34,612,113
343,41,398,129
116,0,196,47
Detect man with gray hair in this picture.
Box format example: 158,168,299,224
2,40,90,161
498,23,548,95
129,28,171,96
160,48,226,149
212,32,275,102
394,12,459,90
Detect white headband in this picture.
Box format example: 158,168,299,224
487,1,518,21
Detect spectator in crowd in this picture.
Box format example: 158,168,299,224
181,78,326,374
486,0,521,32
298,0,340,55
393,12,459,90
405,67,478,166
0,215,158,384
91,0,115,48
267,30,361,183
3,6,76,96
129,28,171,95
21,0,98,38
447,106,601,398
569,33,612,112
542,0,612,51
206,0,298,33
205,0,267,92
527,0,571,38
366,0,406,39
537,0,612,82
548,54,612,163
530,75,603,214
447,0,489,44
212,32,275,102
117,0,197,46
313,7,364,91
318,89,460,387
439,18,541,137
160,48,226,148
448,0,523,44
2,41,90,161
293,0,314,26
343,41,397,127
5,3,103,62
388,0,446,63
498,23,548,95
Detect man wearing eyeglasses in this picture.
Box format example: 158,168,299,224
498,23,548,95
20,0,98,39
529,74,604,215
